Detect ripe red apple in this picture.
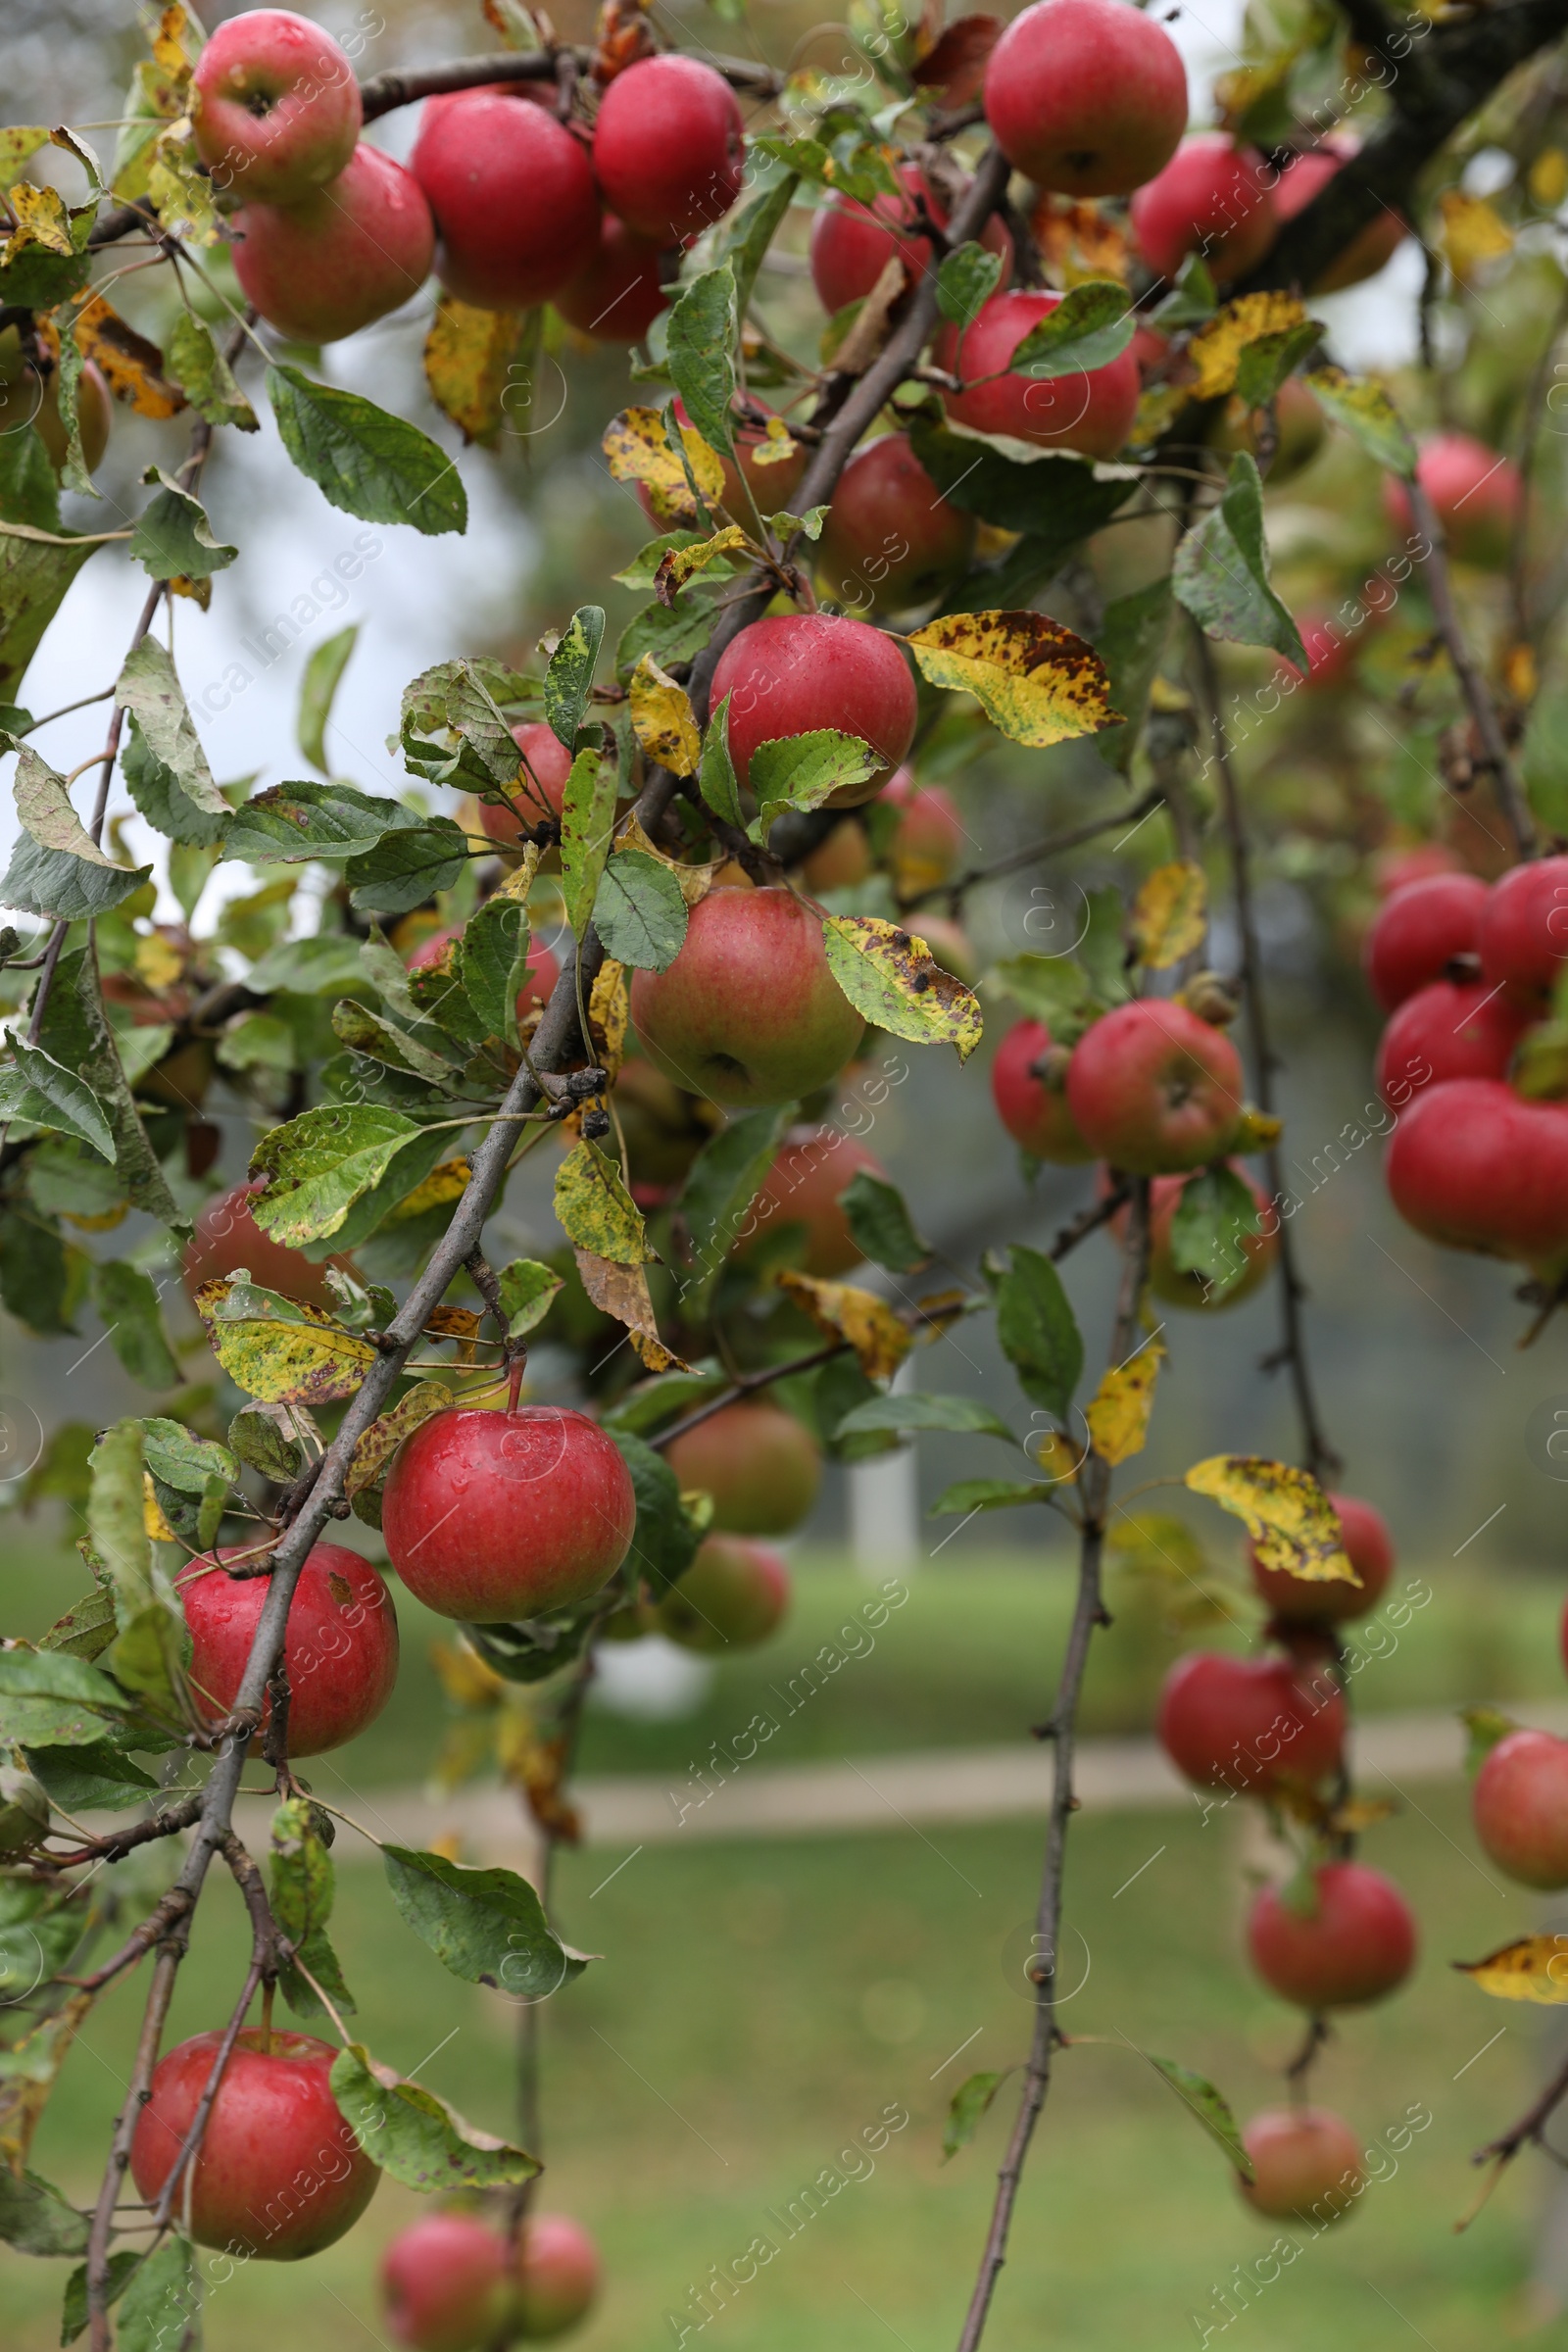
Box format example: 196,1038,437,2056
0,334,111,472
664,1398,822,1536
1156,1650,1345,1795
709,613,917,803
1129,135,1278,282
130,2028,379,2257
1479,855,1568,1006
231,145,435,343
382,1404,635,1621
992,1017,1095,1163
657,1534,793,1653
1248,1861,1416,2008
192,8,361,203
1240,2107,1364,2222
817,433,976,613
883,768,965,891
1249,1492,1394,1626
183,1180,351,1308
938,289,1140,459
982,0,1187,195
512,2212,600,2339
1272,135,1405,290
408,919,560,1018
177,1541,399,1757
1384,1078,1568,1274
1143,1165,1276,1309
630,887,863,1107
412,91,600,310
592,56,744,244
555,215,669,343
383,2212,509,2352
1384,433,1522,567
809,164,1012,318
1374,977,1532,1105
1362,870,1489,1011
636,395,809,528
1282,612,1355,692
744,1127,887,1275
1472,1729,1568,1888
1065,1000,1245,1175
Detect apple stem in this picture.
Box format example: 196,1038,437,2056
507,1352,526,1416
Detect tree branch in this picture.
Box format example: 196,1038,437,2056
1404,479,1535,859
359,47,784,120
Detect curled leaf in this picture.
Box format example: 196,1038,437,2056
554,1139,654,1264
1085,1339,1163,1466
346,1383,452,1502
1184,1455,1357,1584
906,610,1120,749
574,1248,690,1372
775,1270,910,1381
629,655,701,778
1455,1936,1568,2002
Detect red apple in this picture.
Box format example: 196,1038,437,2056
1129,135,1278,282
1065,999,1246,1175
183,1180,351,1309
983,0,1187,195
1272,135,1405,290
883,768,965,891
192,9,361,204
1240,2107,1364,2222
1479,855,1568,1006
1374,977,1532,1105
1283,612,1354,691
1472,1728,1568,1888
592,56,744,244
177,1541,399,1758
744,1127,887,1275
382,1404,636,1621
992,1017,1095,1163
938,288,1140,459
383,2212,509,2352
1384,1078,1568,1274
657,1534,792,1653
636,395,809,527
664,1398,822,1536
709,613,917,803
408,919,560,1018
1156,1649,1345,1795
130,2028,379,2257
1143,1165,1276,1309
1249,1492,1394,1626
809,164,1012,318
1248,1861,1416,2008
630,887,863,1107
1384,433,1522,567
478,721,576,848
412,91,600,310
555,214,669,342
511,2212,600,2339
817,433,976,613
1362,871,1489,1011
231,144,434,344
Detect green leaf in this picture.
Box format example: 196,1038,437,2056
249,1105,424,1247
1172,453,1306,670
9,740,128,872
0,831,150,921
298,624,358,774
459,894,530,1045
823,913,983,1061
141,1417,239,1500
270,1795,355,2021
937,241,1004,327
698,691,743,828
400,658,538,791
554,1138,652,1263
268,364,467,535
931,1477,1050,1515
0,2166,88,2255
560,745,618,938
122,720,227,850
614,1427,705,1593
245,932,370,995
381,1844,588,1997
997,1245,1083,1421
24,1740,157,1813
346,814,469,914
168,310,258,430
220,778,417,865
129,467,236,581
747,729,882,842
1004,279,1135,380
331,2043,539,2191
1168,1166,1263,1301
1153,252,1217,328
1094,578,1173,775
835,1392,1019,1444
1146,2053,1253,2180
666,265,738,463
615,588,720,685
61,2247,141,2343
1234,319,1320,411
986,953,1101,1044
593,848,688,971
728,173,798,318
87,1415,149,1607
1305,366,1416,478
115,638,228,819
0,526,98,701
943,2070,1005,2160
332,997,457,1084
0,1041,114,1160
675,1104,793,1309
498,1256,564,1338
838,1167,930,1273
0,1647,132,1749
464,1598,602,1684
0,426,61,533
227,1405,305,1485
544,606,605,750
907,405,1133,544
115,2233,200,2352
91,1262,180,1389
0,1205,78,1337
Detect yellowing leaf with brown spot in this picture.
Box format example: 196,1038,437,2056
554,1139,654,1264
654,524,751,606
385,1158,471,1225
906,611,1120,750
1086,1340,1163,1466
430,1637,505,1710
347,1382,452,1501
575,1248,691,1372
1131,860,1207,969
1188,293,1308,401
775,1271,910,1381
1455,1936,1568,2002
589,958,629,1080
602,406,726,526
72,296,184,418
6,182,73,256
752,415,800,467
630,656,701,778
822,915,983,1062
491,845,541,905
423,295,522,448
1184,1455,1357,1584
194,1277,377,1406
1440,189,1513,285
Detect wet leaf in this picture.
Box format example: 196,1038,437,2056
332,2042,539,2189
629,655,701,777
554,1139,654,1264
195,1275,378,1405
1304,366,1416,479
1130,861,1206,968
423,294,523,447
1184,1455,1357,1583
906,611,1120,749
1172,454,1305,669
775,1270,910,1381
1085,1338,1163,1465
823,915,982,1061
1455,1936,1568,2002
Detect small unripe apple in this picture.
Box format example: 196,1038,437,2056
1272,135,1406,290
183,1179,351,1308
992,1017,1095,1163
177,1542,399,1758
630,887,863,1107
232,144,434,343
982,0,1187,195
383,2212,510,2352
883,768,965,893
511,2212,601,2339
1248,1861,1416,2008
1472,1729,1568,1888
810,165,1012,317
1384,1078,1568,1275
1250,1492,1394,1626
709,612,918,802
817,433,975,613
1373,977,1532,1105
408,919,560,1018
592,56,744,244
130,2029,379,2257
938,289,1140,459
382,1404,636,1621
1066,999,1245,1175
1240,2107,1364,2222
744,1127,886,1275
1479,855,1568,1007
1384,433,1522,567
664,1398,822,1536
658,1534,792,1653
1157,1649,1344,1795
0,333,111,472
412,90,600,311
192,8,361,204
1130,134,1278,282
555,215,669,343
1363,870,1489,1011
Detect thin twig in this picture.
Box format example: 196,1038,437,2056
1404,477,1535,861
902,785,1168,915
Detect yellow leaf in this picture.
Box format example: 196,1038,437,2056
1184,1455,1357,1584
0,130,50,196
491,844,542,905
423,295,522,448
1032,195,1131,288
775,1270,910,1381
1530,148,1568,209
602,406,726,526
752,415,800,466
588,958,629,1080
1455,1936,1568,2003
1130,860,1207,968
616,810,723,906
151,2,200,81
906,611,1121,750
1229,1106,1283,1151
629,655,701,778
1188,293,1308,401
1440,190,1513,285
146,121,220,244
132,931,184,990
71,295,185,419
385,1158,471,1225
654,523,751,604
5,182,73,257
822,914,983,1062
194,1276,377,1405
429,1637,506,1711
346,1382,452,1501
1085,1341,1163,1466
1504,641,1539,705
1328,1796,1397,1835
554,1138,654,1263
142,1473,176,1543
574,1248,691,1372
